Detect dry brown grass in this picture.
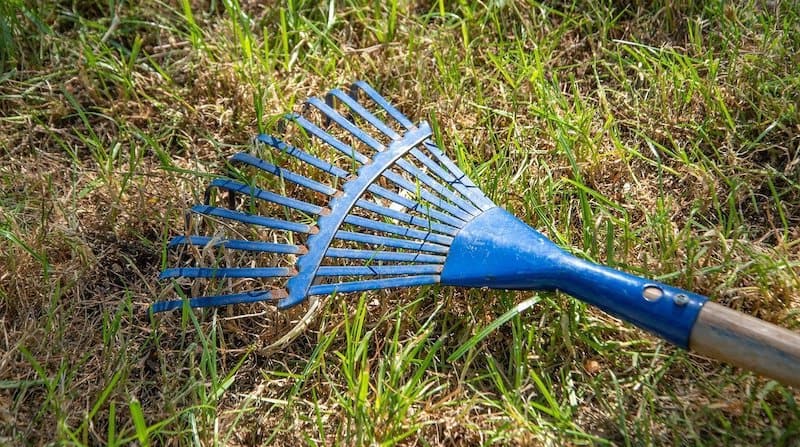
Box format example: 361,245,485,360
2,0,799,445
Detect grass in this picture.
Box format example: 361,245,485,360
1,0,800,444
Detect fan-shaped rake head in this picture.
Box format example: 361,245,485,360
153,81,496,313
152,81,800,388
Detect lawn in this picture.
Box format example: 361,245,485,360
2,0,800,445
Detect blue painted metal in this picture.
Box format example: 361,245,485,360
334,230,450,254
375,169,475,221
306,97,386,150
190,205,315,234
160,267,294,279
153,80,711,350
326,88,401,139
353,199,460,236
316,265,442,276
308,275,440,296
287,113,370,164
359,183,468,228
151,290,277,313
256,134,350,179
342,214,454,246
168,235,304,254
439,207,707,348
230,152,338,196
208,179,324,216
324,248,445,264
283,122,433,308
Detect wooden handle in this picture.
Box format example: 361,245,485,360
689,302,800,387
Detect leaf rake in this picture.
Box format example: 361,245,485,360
153,81,800,387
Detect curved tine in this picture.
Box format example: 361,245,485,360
306,97,384,151
151,289,282,313
307,275,439,298
316,264,443,276
209,178,326,216
343,214,453,247
392,158,482,217
190,205,316,234
286,113,370,165
326,89,401,140
325,89,356,130
168,235,306,255
421,140,496,211
257,134,350,180
229,152,338,197
354,198,460,236
350,80,414,130
363,183,467,228
325,248,446,264
334,230,450,254
160,267,296,279
379,169,475,222
408,145,493,213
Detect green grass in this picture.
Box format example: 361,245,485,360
2,0,800,445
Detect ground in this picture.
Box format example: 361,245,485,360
1,1,799,445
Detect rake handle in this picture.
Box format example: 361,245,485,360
690,302,800,388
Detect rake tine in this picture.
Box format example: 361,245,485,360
190,205,317,234
160,267,296,279
230,152,339,196
168,235,306,255
154,81,800,388
208,179,327,216
306,97,385,151
256,134,350,179
286,113,370,165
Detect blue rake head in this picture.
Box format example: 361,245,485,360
153,81,706,349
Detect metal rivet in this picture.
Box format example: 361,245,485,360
674,293,689,307
642,285,663,302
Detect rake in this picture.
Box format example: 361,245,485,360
153,81,800,387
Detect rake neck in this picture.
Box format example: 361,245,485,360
440,207,707,347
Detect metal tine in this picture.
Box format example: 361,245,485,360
169,235,306,254
388,156,482,217
326,89,401,140
350,81,414,129
354,198,460,236
420,140,496,211
230,152,338,197
370,169,473,222
325,248,445,264
308,275,439,296
190,205,317,234
258,123,465,225
298,100,469,224
286,113,370,165
337,85,480,220
306,97,385,152
408,145,494,211
317,265,442,276
362,183,466,228
208,178,326,216
306,98,474,226
257,134,350,180
333,230,449,254
326,87,481,218
342,214,453,246
347,82,492,213
320,88,481,221
151,290,278,313
161,267,295,279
